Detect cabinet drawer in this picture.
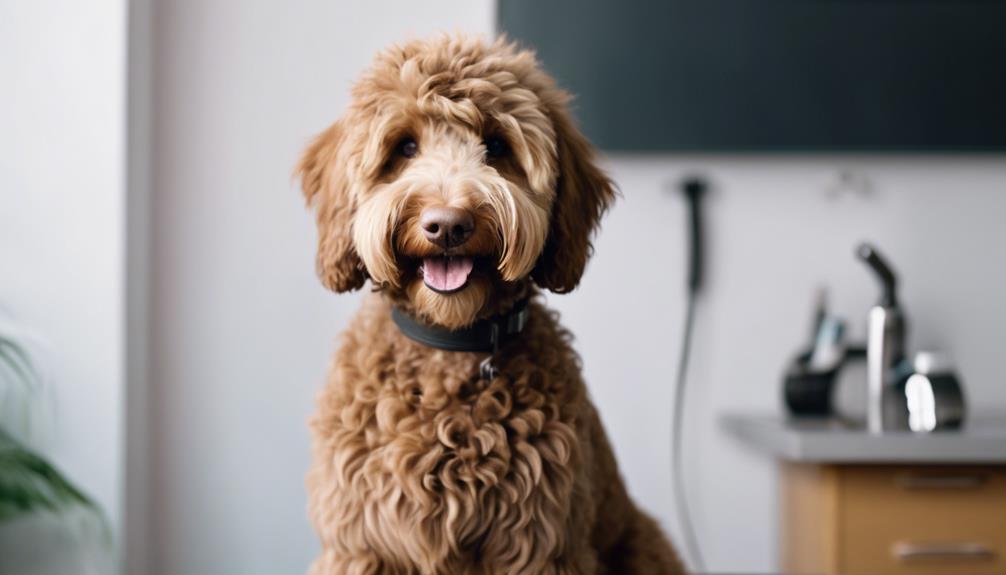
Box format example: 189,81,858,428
838,466,1006,575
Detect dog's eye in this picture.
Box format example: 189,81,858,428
396,137,418,158
484,135,508,159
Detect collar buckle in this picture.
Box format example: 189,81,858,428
479,356,499,381
480,322,501,381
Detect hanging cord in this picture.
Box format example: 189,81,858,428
672,176,707,572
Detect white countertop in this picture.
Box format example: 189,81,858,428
722,414,1006,464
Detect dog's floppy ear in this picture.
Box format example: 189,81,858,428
531,102,616,293
296,121,368,293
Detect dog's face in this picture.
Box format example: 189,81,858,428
298,36,614,329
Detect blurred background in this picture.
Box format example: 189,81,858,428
2,1,1005,574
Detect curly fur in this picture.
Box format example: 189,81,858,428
298,35,684,574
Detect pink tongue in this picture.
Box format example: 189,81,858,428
423,256,474,292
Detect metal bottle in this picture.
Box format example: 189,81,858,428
858,244,906,434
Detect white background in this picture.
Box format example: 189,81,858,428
4,1,1006,574
0,0,126,545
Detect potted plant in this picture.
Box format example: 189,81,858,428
0,317,110,573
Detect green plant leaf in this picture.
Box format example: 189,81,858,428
0,427,103,525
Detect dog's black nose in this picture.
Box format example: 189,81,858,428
421,207,475,248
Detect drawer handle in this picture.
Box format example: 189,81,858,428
896,474,986,489
893,542,996,562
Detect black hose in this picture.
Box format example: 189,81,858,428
672,176,707,572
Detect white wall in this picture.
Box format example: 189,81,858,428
144,1,1006,573
0,0,126,551
124,0,154,573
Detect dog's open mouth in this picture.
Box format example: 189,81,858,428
420,255,474,294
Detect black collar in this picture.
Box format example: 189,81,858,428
391,297,530,354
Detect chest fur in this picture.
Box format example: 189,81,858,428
312,333,585,569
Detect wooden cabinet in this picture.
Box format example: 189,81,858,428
724,415,1006,574
782,464,1006,575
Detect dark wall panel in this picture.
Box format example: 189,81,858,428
498,0,1006,152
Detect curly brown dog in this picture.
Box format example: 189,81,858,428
297,34,684,575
